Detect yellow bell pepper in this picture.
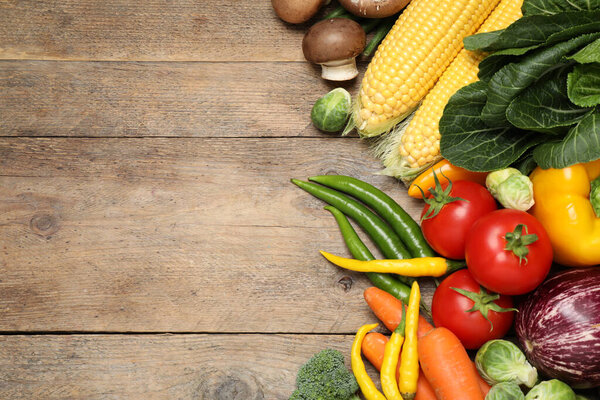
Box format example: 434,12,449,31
529,160,600,267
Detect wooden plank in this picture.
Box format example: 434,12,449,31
0,0,324,62
0,61,359,137
0,137,429,332
0,334,372,399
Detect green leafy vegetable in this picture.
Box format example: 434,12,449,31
567,63,600,107
523,0,600,16
533,112,600,168
569,38,600,63
507,66,593,133
514,151,538,175
441,4,600,171
545,22,600,47
464,12,600,52
482,33,600,127
478,54,520,83
463,31,501,52
439,82,542,171
477,45,544,82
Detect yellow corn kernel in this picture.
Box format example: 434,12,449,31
351,0,501,137
375,0,524,180
400,50,484,169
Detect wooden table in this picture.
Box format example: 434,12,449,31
0,1,430,398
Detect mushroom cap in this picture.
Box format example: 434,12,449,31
338,0,411,18
302,18,366,64
271,0,326,24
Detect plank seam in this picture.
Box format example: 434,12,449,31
0,136,358,139
0,59,315,64
0,331,361,336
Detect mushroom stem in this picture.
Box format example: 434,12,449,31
320,58,359,81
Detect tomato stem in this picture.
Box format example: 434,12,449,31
451,286,517,332
420,170,467,221
504,224,538,265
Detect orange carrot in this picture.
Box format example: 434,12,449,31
473,361,491,396
362,332,388,371
418,327,484,400
364,287,433,338
361,332,402,380
414,368,437,400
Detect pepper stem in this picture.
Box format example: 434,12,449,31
590,176,600,218
504,224,538,265
394,302,407,335
451,286,517,331
446,259,466,274
420,170,467,221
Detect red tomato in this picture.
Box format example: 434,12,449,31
421,180,497,259
465,209,553,295
432,269,515,349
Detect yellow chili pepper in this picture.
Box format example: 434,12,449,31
381,305,406,400
351,323,387,400
529,160,600,267
399,281,420,400
320,250,454,277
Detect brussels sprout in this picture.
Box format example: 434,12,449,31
310,88,352,132
524,380,576,400
486,168,534,211
575,395,591,400
476,340,538,388
486,382,525,400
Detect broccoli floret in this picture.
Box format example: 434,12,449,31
289,349,360,400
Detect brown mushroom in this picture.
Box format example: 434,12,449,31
302,18,366,81
272,0,329,24
338,0,411,18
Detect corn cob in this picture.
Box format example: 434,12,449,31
376,0,524,180
348,0,501,138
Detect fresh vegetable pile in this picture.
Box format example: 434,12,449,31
272,0,600,399
291,172,599,399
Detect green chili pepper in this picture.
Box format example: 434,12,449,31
322,5,351,20
293,179,410,259
363,16,396,57
361,18,381,34
321,6,382,33
310,175,435,258
324,206,411,299
292,179,414,285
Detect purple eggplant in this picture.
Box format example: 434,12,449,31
515,268,600,388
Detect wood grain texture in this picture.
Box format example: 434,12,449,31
0,61,360,137
0,334,370,399
0,0,319,62
0,137,429,332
